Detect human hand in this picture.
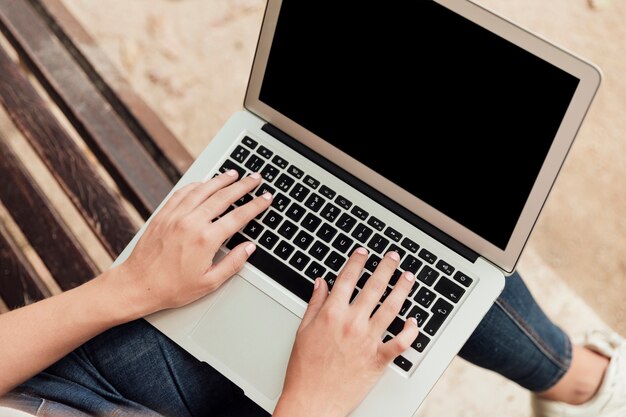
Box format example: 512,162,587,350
113,170,272,317
274,248,419,417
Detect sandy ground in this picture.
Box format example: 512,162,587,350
27,0,626,415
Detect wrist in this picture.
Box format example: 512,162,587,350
274,389,346,417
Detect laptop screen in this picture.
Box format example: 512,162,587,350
259,1,580,250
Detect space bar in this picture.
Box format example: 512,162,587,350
226,233,314,302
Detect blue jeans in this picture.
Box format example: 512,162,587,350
1,272,571,416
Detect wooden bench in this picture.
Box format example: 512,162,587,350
0,0,194,310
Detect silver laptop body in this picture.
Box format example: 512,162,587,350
113,1,600,416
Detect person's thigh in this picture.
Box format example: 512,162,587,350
459,272,572,392
3,319,269,417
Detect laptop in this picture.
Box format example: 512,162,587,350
113,1,600,415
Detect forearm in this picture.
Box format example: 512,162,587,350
0,266,147,395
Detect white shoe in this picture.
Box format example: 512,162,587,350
531,330,626,417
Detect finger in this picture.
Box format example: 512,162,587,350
204,240,257,290
196,172,263,220
378,318,419,364
156,181,204,220
300,278,329,329
353,251,401,314
328,247,369,304
370,271,415,332
175,170,240,216
212,193,273,242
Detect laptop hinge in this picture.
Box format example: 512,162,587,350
261,123,479,264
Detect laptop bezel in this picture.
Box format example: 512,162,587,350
244,0,601,273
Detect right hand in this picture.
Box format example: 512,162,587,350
274,248,419,417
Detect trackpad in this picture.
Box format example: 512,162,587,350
189,276,300,400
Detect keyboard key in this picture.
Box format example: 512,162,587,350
408,282,420,297
351,223,374,243
384,227,402,242
301,213,322,232
388,244,406,260
287,165,304,179
387,317,405,335
351,205,369,220
434,277,465,303
272,155,288,169
304,261,327,280
275,174,295,192
258,230,279,250
258,146,273,159
262,210,283,229
379,286,391,302
357,272,371,289
418,248,437,264
367,233,390,254
364,255,382,272
335,195,352,210
303,175,320,189
407,305,429,327
367,216,385,231
242,136,258,149
401,237,419,253
309,241,330,261
273,240,295,260
244,155,265,172
332,233,354,254
400,255,423,274
336,213,357,233
393,356,413,372
243,220,264,239
234,193,253,207
319,185,336,200
417,265,439,286
320,203,341,222
285,203,306,222
219,159,245,178
304,193,325,212
324,272,338,289
431,297,453,317
389,269,403,286
324,251,346,272
294,230,315,250
414,287,436,308
227,233,313,302
399,299,412,316
255,184,276,197
453,271,473,288
423,308,448,337
260,164,279,182
411,333,431,353
230,145,250,164
436,259,455,276
289,251,311,271
272,193,291,212
350,288,360,303
289,184,310,202
316,222,338,243
277,220,298,240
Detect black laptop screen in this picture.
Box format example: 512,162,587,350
259,1,580,250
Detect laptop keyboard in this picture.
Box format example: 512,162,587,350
220,135,477,373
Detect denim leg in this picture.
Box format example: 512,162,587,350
459,272,572,392
3,319,268,417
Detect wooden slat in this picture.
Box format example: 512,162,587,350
0,222,51,309
0,45,137,257
34,0,193,176
0,136,99,290
0,0,173,217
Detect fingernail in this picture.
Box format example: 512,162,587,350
387,251,400,261
314,278,320,290
355,247,368,255
404,272,415,282
244,243,257,256
251,172,261,179
262,192,273,201
225,169,238,177
409,317,418,326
